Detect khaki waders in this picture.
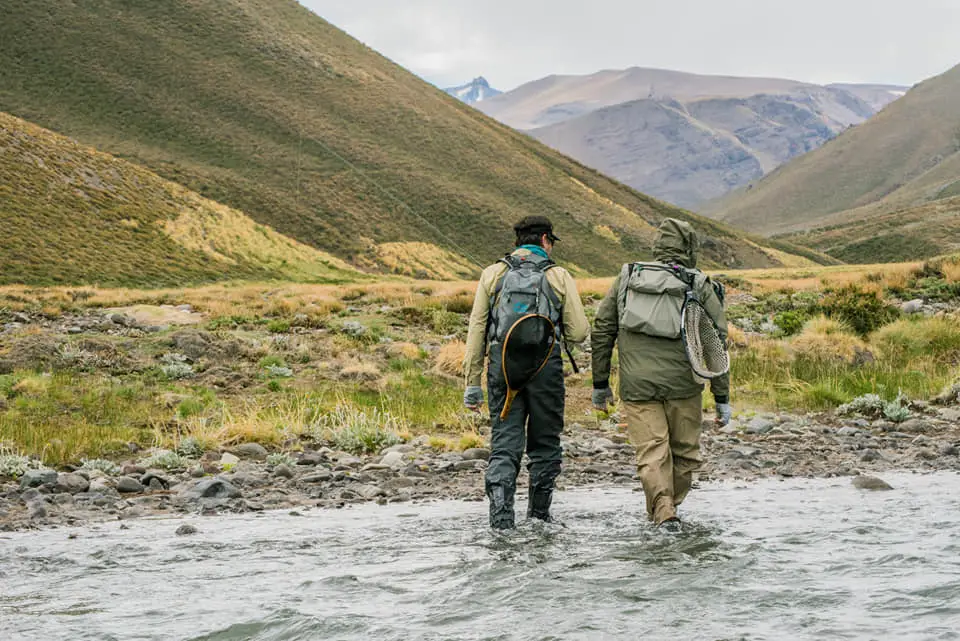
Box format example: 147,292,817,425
622,397,703,524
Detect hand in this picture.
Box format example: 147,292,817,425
592,386,615,412
464,386,484,412
715,403,732,426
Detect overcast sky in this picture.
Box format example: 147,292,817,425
301,0,960,91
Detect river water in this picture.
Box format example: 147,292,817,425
2,473,959,641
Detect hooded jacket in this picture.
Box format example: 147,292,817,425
591,219,729,403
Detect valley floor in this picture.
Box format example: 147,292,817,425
3,258,960,531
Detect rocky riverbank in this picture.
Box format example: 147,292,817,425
3,405,959,532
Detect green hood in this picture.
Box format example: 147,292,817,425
653,219,699,268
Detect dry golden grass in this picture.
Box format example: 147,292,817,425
791,316,867,364
435,341,467,378
386,342,422,360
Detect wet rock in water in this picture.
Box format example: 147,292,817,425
117,477,145,493
180,478,242,500
20,469,58,490
56,472,90,494
28,503,48,520
176,524,198,536
940,444,959,457
234,443,268,461
852,475,894,491
273,464,294,479
461,448,491,461
914,448,938,461
746,418,775,435
380,451,406,468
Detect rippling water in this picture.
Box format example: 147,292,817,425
3,473,960,641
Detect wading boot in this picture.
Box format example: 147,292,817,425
488,484,516,530
527,488,555,523
658,517,682,533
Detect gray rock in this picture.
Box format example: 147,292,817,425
356,484,386,499
20,469,58,489
176,524,198,536
383,477,417,491
859,449,881,462
584,464,614,475
176,305,194,313
746,418,775,435
117,477,145,493
852,475,894,491
300,471,333,483
837,426,861,437
56,472,90,494
380,451,406,468
180,478,242,500
29,503,48,520
141,472,170,490
296,451,324,466
940,444,959,457
110,313,131,326
67,326,83,335
19,487,43,503
341,321,367,337
901,299,924,314
898,419,929,434
383,444,415,454
937,408,960,423
274,464,294,479
454,460,483,471
218,452,240,466
461,448,491,461
233,443,268,461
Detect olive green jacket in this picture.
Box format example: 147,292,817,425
591,220,730,402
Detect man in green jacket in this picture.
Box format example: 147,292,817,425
591,219,731,528
463,216,589,529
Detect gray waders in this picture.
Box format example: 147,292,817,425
485,344,564,529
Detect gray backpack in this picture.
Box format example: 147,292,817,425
489,254,562,345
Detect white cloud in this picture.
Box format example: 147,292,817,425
302,0,960,90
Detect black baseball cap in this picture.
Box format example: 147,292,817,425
514,215,560,242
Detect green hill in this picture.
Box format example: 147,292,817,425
0,0,816,277
0,111,359,286
706,63,960,238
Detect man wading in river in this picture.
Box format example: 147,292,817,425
591,219,731,529
463,216,589,529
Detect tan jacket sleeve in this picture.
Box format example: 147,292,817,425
462,265,502,388
548,268,589,344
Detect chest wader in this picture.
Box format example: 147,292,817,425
484,254,565,528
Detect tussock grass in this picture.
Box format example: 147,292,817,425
435,341,467,378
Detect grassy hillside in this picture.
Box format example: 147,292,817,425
706,63,960,235
779,196,960,264
0,112,359,286
0,0,811,276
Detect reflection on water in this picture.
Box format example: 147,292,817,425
2,473,960,641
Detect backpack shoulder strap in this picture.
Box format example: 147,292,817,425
617,263,634,314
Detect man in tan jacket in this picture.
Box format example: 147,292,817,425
463,216,589,529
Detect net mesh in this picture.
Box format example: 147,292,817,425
682,300,729,380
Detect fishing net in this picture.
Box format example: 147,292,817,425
499,314,556,419
681,296,729,381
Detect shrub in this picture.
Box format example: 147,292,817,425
265,364,294,378
159,353,194,380
837,391,911,422
267,320,291,334
140,450,189,470
431,310,463,335
773,310,806,337
266,452,297,467
873,317,960,364
819,285,899,336
308,404,404,454
80,458,121,476
176,436,205,458
458,432,485,451
0,446,35,478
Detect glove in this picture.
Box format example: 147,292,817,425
464,386,484,411
715,402,732,426
592,386,615,412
